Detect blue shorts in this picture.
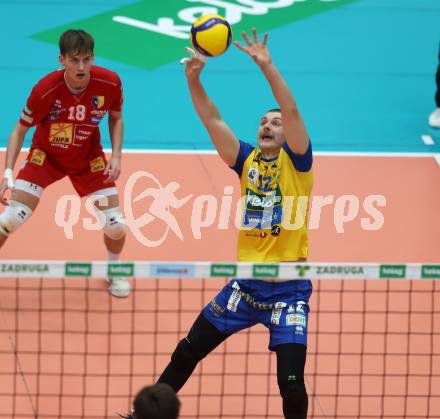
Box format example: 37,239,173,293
203,279,312,350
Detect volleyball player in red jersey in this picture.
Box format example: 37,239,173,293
0,29,130,297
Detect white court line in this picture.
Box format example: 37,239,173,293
0,147,439,159
421,135,435,145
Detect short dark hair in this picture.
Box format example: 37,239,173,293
59,29,94,56
133,384,181,419
266,108,281,114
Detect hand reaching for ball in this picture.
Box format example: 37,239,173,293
234,28,271,69
181,47,207,82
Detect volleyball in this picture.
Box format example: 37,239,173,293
190,14,232,57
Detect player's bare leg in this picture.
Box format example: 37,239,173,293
94,193,130,297
104,231,125,254
0,189,39,248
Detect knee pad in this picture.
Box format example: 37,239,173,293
0,200,33,236
101,207,125,240
171,337,204,368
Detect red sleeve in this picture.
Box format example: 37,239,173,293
110,74,123,113
19,84,52,127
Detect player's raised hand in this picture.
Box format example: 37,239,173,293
234,28,271,69
104,155,121,184
0,170,15,205
180,47,207,82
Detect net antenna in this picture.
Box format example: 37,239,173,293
0,300,38,419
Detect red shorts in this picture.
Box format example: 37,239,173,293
17,148,116,197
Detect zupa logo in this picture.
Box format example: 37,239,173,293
211,264,237,277
379,265,406,279
421,265,440,279
65,263,92,277
32,0,357,70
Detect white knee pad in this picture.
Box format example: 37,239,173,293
0,200,33,236
101,207,125,240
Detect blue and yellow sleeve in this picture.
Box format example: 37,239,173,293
230,140,255,177
281,140,313,172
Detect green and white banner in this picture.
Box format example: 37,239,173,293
32,0,358,70
0,261,439,279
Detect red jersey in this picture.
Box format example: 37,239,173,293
19,66,123,173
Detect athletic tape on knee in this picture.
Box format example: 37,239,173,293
101,207,125,240
15,179,44,198
0,200,33,236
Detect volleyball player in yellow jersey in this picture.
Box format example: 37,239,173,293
157,29,313,419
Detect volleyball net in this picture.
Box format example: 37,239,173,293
0,261,439,418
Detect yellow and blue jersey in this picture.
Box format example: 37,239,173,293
231,140,313,262
202,140,314,349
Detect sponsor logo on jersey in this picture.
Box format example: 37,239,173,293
24,106,32,115
245,231,266,239
49,123,73,144
295,301,306,314
208,297,225,317
90,156,106,173
75,125,92,141
91,109,106,117
286,313,306,327
295,326,304,335
91,117,102,124
76,128,92,136
271,225,281,236
92,95,105,109
30,149,46,166
48,99,65,121
243,187,283,229
247,166,259,185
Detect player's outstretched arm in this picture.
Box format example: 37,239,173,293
0,123,29,205
182,48,239,167
234,29,309,155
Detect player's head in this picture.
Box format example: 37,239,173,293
131,383,181,419
59,29,94,87
59,29,94,57
257,108,284,157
